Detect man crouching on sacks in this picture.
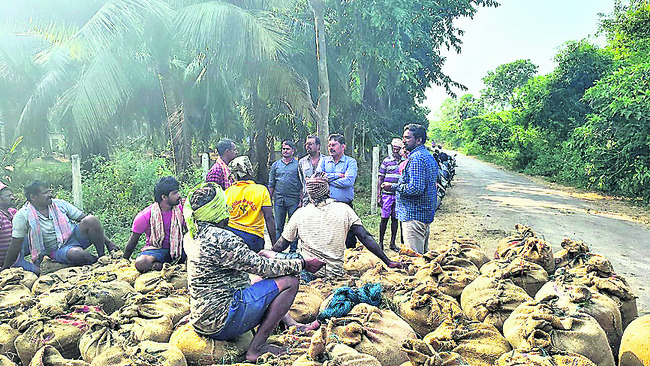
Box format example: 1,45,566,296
183,182,323,362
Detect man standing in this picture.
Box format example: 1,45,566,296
382,124,438,254
316,133,358,248
206,138,238,190
183,183,323,362
268,140,301,247
297,135,322,206
225,156,276,252
0,182,17,267
123,177,186,273
272,172,401,279
377,138,404,251
2,181,118,274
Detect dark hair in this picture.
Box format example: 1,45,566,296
154,177,180,203
24,181,49,202
306,135,320,146
404,124,426,144
281,140,297,150
216,138,235,156
328,133,345,145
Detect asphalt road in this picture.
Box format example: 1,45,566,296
443,152,650,314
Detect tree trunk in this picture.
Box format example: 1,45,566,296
253,94,269,184
309,0,330,153
158,73,190,176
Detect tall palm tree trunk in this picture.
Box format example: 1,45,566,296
159,72,191,175
309,0,330,153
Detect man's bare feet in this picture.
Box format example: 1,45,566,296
246,344,287,362
282,316,320,332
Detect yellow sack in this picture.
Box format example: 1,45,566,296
293,343,382,366
169,323,252,365
89,341,187,366
393,284,464,337
401,338,468,366
0,284,32,310
15,319,88,366
289,286,324,324
481,258,548,297
134,263,187,294
0,267,38,290
496,349,597,366
0,323,19,360
619,314,650,366
65,274,136,315
359,264,411,296
413,261,478,298
343,245,383,277
0,355,13,366
28,345,90,366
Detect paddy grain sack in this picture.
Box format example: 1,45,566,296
480,257,548,297
430,240,489,271
0,323,19,359
112,304,173,345
343,245,383,276
90,341,187,366
393,283,465,337
293,338,382,366
65,275,135,315
28,345,90,366
325,303,417,366
359,264,410,295
497,237,555,275
503,299,615,366
495,349,597,366
288,286,324,324
414,261,478,298
134,263,187,294
619,314,650,366
460,275,532,331
401,338,468,366
0,355,13,366
15,319,88,365
0,267,38,290
0,284,32,310
169,323,252,365
495,224,537,257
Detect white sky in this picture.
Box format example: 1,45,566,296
423,0,616,118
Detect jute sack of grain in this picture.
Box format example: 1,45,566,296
460,275,532,332
553,238,590,269
293,343,382,366
0,284,32,311
424,316,511,366
112,307,173,345
535,281,623,356
495,348,597,366
431,240,489,271
35,285,73,318
325,303,417,366
288,286,324,324
497,237,555,274
89,341,187,366
91,258,141,286
359,264,410,296
619,314,650,366
9,308,48,333
567,252,614,274
169,323,252,365
413,261,478,298
343,245,383,277
401,338,468,366
495,224,537,258
502,299,615,366
15,319,89,365
32,268,86,296
0,355,13,366
134,263,187,294
78,311,124,363
480,257,548,297
65,274,135,315
28,345,90,366
0,267,38,290
120,288,190,327
265,328,316,366
392,284,464,337
0,323,19,359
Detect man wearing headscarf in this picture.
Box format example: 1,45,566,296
271,172,402,278
225,156,276,252
183,182,324,362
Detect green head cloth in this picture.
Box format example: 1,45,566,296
183,182,229,238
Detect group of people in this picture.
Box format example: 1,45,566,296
0,123,439,362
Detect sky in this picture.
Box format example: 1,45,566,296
423,0,616,118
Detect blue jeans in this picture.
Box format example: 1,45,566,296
14,224,90,273
138,248,186,264
273,198,299,251
228,227,265,253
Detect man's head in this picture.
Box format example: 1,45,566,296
327,133,346,159
216,138,238,164
0,183,15,209
391,137,404,157
154,177,181,206
230,155,255,181
305,135,320,155
305,171,330,204
187,183,229,227
403,124,426,152
24,181,52,207
281,140,296,159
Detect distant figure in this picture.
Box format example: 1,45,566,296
298,135,322,207
382,124,438,254
0,182,17,267
225,156,276,252
272,172,401,278
206,138,238,190
183,182,324,362
268,140,301,250
2,181,118,274
123,177,186,273
316,133,358,248
377,138,405,251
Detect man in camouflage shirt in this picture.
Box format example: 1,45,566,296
183,182,324,362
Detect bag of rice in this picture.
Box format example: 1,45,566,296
169,323,252,365
393,284,464,337
480,258,548,297
619,314,650,366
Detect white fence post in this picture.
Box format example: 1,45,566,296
371,146,380,215
201,153,210,179
71,154,83,210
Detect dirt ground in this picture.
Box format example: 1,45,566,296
428,152,650,315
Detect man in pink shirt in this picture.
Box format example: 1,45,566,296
123,177,186,273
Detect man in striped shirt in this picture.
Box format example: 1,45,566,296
377,138,405,251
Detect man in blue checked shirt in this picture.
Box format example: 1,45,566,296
381,124,437,254
316,133,358,248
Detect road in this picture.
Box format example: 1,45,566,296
431,152,650,314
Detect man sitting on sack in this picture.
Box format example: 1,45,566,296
123,176,186,273
183,182,324,362
2,180,118,274
270,172,402,278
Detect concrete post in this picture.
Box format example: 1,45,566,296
71,154,83,210
201,153,210,179
387,144,391,158
371,146,380,215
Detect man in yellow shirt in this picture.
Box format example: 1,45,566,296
225,156,277,252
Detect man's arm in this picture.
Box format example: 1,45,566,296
261,206,277,245
395,157,426,196
2,237,24,270
377,172,385,207
268,163,276,198
123,232,143,259
329,158,358,188
272,236,291,252
350,224,402,268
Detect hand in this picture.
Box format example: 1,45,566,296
303,257,325,273
338,173,345,178
258,250,277,259
381,182,393,191
387,261,405,269
377,195,383,207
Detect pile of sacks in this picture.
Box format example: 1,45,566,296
0,224,648,366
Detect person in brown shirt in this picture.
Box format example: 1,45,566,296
183,182,324,362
